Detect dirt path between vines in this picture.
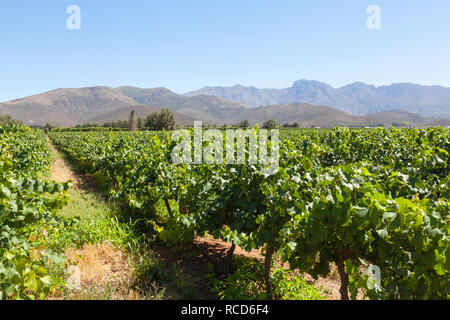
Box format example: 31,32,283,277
47,137,136,300
47,138,99,191
47,138,80,186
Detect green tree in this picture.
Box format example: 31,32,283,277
0,115,22,126
137,117,144,129
262,119,277,130
159,108,175,130
239,120,250,128
145,108,176,131
41,123,55,134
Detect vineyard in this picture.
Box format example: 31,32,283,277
49,127,449,300
1,126,448,300
0,126,71,299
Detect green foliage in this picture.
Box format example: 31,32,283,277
0,115,22,126
0,126,71,299
145,109,176,131
131,248,198,300
52,127,125,132
262,119,277,130
48,127,450,300
237,120,250,128
207,257,325,300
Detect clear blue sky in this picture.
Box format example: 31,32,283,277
1,0,449,101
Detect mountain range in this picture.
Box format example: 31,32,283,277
224,104,450,128
0,86,246,126
186,80,450,118
0,80,449,128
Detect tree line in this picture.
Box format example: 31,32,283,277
0,111,301,131
0,115,22,126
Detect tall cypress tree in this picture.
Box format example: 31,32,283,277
128,109,137,131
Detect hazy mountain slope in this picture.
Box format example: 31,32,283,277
228,103,450,127
185,85,281,108
85,105,195,126
0,87,137,126
175,95,247,123
116,86,247,123
339,82,450,117
115,87,187,109
0,86,248,126
229,103,354,126
186,80,450,118
358,110,450,127
0,103,80,127
1,85,448,127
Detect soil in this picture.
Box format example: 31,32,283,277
47,139,80,187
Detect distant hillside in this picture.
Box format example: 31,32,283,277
227,103,450,128
0,86,247,126
186,80,450,118
356,110,450,128
229,103,354,126
1,85,449,128
115,86,247,123
0,87,136,126
85,105,195,126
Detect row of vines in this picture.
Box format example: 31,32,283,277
0,126,71,299
49,127,449,300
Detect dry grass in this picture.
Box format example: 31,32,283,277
64,242,138,300
46,140,140,300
